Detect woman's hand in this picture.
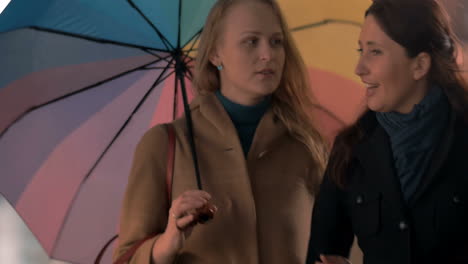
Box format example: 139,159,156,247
315,254,351,264
151,190,217,263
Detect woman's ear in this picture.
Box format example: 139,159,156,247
412,52,431,81
209,50,221,68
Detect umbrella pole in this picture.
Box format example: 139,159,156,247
176,55,203,190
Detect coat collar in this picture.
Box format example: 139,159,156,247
193,92,288,158
354,110,468,210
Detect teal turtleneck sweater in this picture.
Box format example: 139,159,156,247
215,90,270,156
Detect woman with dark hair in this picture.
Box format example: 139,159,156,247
306,0,468,263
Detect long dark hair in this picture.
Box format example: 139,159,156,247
329,0,468,187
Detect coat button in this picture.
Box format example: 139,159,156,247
399,221,408,231
453,196,461,204
258,150,268,159
355,195,364,205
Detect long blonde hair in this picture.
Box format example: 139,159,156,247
194,0,329,177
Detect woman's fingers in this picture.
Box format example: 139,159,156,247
171,191,211,212
319,255,330,264
168,190,215,231
173,199,205,215
176,214,197,229
180,190,211,201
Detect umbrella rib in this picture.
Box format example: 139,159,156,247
181,28,202,49
52,63,176,255
0,57,170,138
179,31,200,79
143,66,174,70
290,19,362,32
173,69,179,120
127,0,175,51
29,26,168,52
182,55,195,67
143,49,173,64
82,61,176,182
177,0,182,49
182,31,201,62
185,48,198,54
182,48,198,61
184,69,193,82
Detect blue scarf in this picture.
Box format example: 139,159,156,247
376,86,450,202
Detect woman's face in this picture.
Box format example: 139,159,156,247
355,15,429,113
211,1,285,105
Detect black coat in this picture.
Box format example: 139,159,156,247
306,110,468,264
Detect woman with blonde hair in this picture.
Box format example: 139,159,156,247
114,0,328,263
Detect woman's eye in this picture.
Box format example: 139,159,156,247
246,38,258,45
356,48,382,56
271,38,283,46
371,49,382,55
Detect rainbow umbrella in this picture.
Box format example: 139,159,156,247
0,1,368,263
0,1,214,263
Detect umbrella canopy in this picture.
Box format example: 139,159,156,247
0,1,213,263
279,0,368,129
0,1,368,263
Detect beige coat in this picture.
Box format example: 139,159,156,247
114,92,322,264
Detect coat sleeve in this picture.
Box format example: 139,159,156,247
306,163,354,263
113,125,170,264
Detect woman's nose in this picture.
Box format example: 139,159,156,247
354,57,369,76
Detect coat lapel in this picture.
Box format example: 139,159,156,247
195,93,240,148
196,93,287,159
355,122,407,214
247,108,287,161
